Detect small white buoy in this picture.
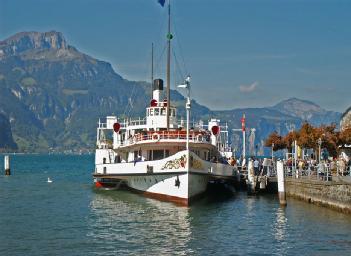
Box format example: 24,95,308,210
47,177,53,183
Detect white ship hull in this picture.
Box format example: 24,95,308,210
94,150,236,205
126,173,208,205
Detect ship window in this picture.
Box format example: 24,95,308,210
161,108,166,116
171,109,175,117
154,108,160,116
153,150,164,160
150,108,154,116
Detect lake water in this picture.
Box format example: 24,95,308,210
0,154,350,255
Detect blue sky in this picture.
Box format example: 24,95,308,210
0,0,350,112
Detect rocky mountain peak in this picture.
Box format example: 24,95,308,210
272,98,324,120
275,97,321,109
0,31,67,58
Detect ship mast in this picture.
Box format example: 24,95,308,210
151,43,154,99
166,0,171,130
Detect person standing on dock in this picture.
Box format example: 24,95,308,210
241,156,246,170
229,157,236,166
261,158,269,176
254,158,259,176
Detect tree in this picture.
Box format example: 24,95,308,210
339,128,351,145
283,131,299,152
265,123,346,158
298,122,318,149
264,131,286,151
317,124,338,158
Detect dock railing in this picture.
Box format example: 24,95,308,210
282,161,350,181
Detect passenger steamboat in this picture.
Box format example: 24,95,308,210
93,0,237,205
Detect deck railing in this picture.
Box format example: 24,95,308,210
283,163,351,181
121,131,211,146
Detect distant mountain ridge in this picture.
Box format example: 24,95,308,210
0,31,342,153
271,98,340,125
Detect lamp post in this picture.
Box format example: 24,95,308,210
317,137,322,164
178,75,191,151
272,142,275,160
241,114,246,161
294,140,297,172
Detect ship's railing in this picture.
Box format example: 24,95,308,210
98,119,229,131
97,140,113,149
177,120,203,128
98,123,107,128
119,131,212,146
97,118,146,129
127,118,147,126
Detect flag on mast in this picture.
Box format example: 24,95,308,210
158,0,165,7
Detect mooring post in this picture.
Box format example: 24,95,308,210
277,160,287,206
4,155,10,175
247,159,255,194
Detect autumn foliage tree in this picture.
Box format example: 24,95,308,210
264,131,286,151
339,128,351,145
283,130,299,152
264,122,348,158
298,122,319,149
317,124,339,157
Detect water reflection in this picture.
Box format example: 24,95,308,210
86,189,351,255
272,207,289,255
273,207,287,241
87,190,192,255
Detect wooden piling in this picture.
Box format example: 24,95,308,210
277,160,287,206
4,155,10,175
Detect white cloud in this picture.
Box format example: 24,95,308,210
239,81,259,93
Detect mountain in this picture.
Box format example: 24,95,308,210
0,31,208,152
272,98,340,126
212,99,341,155
0,31,342,153
212,107,301,156
0,113,17,151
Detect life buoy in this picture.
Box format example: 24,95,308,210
152,133,160,140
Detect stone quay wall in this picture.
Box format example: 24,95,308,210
285,177,351,214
